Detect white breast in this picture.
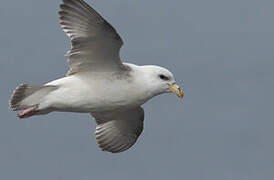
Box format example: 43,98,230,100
43,69,150,113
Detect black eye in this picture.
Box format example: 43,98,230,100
159,74,169,81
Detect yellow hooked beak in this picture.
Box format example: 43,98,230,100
168,83,184,99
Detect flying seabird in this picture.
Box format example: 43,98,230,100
9,0,184,153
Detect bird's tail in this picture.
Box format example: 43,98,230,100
9,84,58,118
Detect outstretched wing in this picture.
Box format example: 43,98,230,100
59,0,124,75
92,107,144,153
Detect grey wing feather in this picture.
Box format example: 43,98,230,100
59,0,124,75
92,107,144,153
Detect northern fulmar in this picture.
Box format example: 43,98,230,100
9,0,184,153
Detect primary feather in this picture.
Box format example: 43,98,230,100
59,0,124,75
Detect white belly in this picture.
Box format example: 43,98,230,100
43,73,150,113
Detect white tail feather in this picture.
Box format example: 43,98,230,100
9,84,58,111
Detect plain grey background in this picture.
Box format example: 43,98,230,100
1,0,274,179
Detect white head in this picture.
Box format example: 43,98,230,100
136,65,184,99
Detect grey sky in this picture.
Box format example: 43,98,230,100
1,0,274,179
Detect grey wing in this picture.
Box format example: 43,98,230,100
59,0,124,75
92,107,144,153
